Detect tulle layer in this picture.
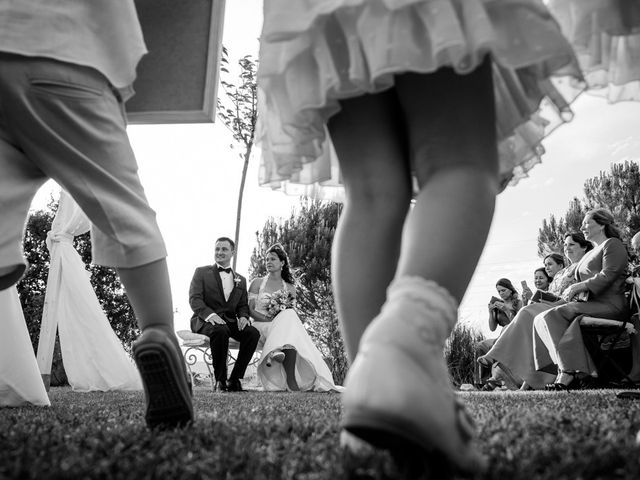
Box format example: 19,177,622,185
257,0,586,197
548,0,640,103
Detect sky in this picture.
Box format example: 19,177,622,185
31,0,640,337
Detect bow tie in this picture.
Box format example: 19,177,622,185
217,266,232,274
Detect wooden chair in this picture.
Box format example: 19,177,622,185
578,283,640,385
176,330,260,391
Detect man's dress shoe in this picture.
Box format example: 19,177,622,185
215,380,228,392
228,378,243,392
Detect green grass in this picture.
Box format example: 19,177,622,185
1,387,640,479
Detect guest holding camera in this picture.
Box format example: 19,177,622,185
476,279,522,389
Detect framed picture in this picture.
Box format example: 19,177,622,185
125,0,226,124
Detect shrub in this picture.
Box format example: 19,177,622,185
445,322,485,387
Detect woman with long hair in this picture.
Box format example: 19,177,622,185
248,243,342,392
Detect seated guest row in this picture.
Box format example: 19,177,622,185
479,208,637,390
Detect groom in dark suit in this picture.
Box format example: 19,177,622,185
189,237,260,392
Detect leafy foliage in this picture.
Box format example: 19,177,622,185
216,46,258,265
16,201,138,386
249,198,347,383
538,161,640,256
445,323,485,387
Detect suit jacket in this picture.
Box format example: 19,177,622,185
576,237,628,309
189,266,250,334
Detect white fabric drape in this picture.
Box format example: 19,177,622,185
42,190,142,392
0,287,50,406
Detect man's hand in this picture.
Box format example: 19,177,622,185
208,314,225,325
237,316,251,331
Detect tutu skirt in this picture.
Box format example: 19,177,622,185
548,0,640,103
257,0,586,197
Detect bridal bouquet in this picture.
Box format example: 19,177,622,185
264,289,295,318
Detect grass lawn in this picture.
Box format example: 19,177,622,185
1,387,640,479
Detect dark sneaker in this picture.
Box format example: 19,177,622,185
132,327,194,429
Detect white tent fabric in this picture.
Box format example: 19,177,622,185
42,190,142,392
0,287,50,407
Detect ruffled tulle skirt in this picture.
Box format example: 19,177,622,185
548,0,640,103
257,0,586,197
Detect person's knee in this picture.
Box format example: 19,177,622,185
346,175,412,213
210,324,230,340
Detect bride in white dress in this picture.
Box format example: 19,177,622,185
248,244,343,392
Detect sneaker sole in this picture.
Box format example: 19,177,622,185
133,341,193,429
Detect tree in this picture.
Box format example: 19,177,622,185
17,200,138,386
537,161,640,255
249,198,348,383
537,197,587,256
216,46,258,269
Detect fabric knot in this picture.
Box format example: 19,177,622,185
46,231,75,251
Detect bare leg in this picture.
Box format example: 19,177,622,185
117,259,174,335
283,349,299,391
339,59,497,474
394,62,498,302
119,259,192,428
328,90,412,361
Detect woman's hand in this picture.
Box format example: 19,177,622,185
562,282,588,302
522,286,533,304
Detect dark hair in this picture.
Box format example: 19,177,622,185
543,252,566,269
534,267,553,283
496,278,518,298
266,243,295,285
564,231,593,253
586,208,621,239
216,236,235,251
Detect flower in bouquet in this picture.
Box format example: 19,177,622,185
264,289,295,318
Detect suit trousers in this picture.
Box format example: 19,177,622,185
199,321,260,381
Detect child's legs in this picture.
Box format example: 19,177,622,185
328,90,412,360
0,140,47,289
117,260,174,332
394,57,499,303
2,55,172,331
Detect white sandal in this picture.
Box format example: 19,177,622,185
341,277,486,475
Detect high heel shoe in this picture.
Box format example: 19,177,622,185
265,349,285,367
341,277,486,475
545,371,580,391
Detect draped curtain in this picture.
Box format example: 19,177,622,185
0,287,50,406
42,190,142,392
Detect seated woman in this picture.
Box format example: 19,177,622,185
479,233,592,390
476,278,522,389
522,267,553,305
534,209,629,390
248,243,343,392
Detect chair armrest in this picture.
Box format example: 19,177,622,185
579,317,636,335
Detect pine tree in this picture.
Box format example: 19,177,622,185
537,161,640,255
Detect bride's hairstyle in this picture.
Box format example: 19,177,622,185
267,243,296,285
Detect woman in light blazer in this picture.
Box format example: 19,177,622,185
533,208,628,390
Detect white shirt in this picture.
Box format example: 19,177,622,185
205,265,234,324
0,0,147,98
216,264,234,301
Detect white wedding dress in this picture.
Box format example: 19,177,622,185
251,278,343,392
